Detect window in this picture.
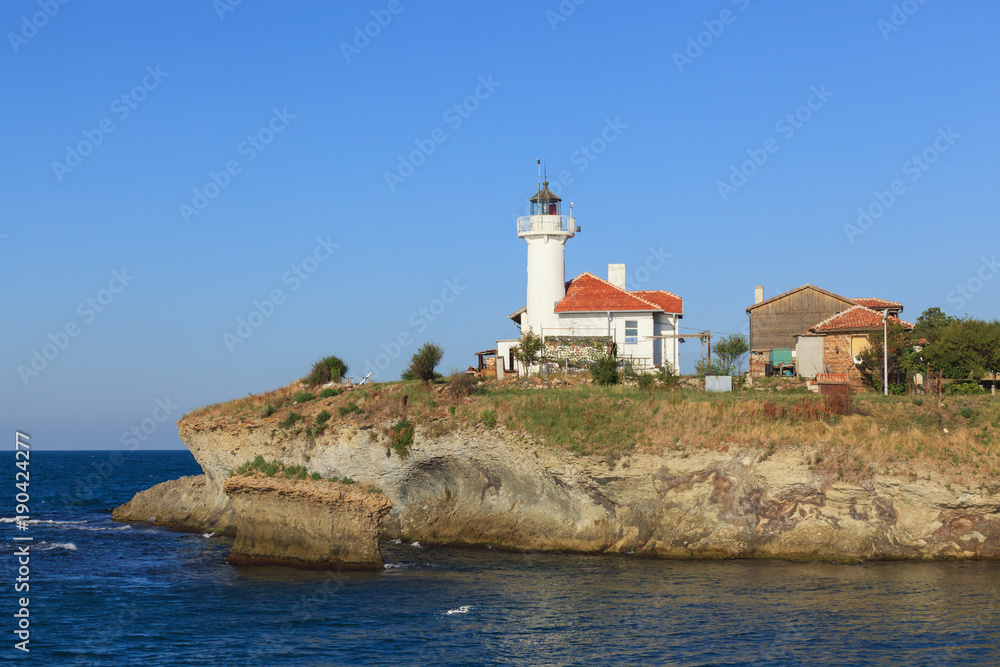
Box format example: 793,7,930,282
625,320,638,344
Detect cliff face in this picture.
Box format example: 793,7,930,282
222,475,391,570
114,416,1000,562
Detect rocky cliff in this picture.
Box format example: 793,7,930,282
113,413,1000,562
222,475,391,570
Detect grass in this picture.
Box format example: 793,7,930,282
338,402,364,418
186,374,1000,485
229,455,377,490
389,420,414,458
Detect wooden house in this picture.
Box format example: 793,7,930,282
746,285,904,378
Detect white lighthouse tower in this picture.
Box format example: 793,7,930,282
518,179,577,335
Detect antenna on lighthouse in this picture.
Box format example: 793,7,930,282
536,158,541,192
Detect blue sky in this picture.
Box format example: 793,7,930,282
2,1,998,449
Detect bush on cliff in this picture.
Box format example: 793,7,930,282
307,356,349,387
389,420,414,458
233,455,281,477
407,343,443,382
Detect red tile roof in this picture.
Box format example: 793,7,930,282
807,305,914,333
851,298,902,309
553,273,683,314
631,290,683,315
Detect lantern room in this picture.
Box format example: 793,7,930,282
529,180,561,216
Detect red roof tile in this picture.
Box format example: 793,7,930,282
553,273,682,314
808,305,914,333
851,298,902,309
631,290,683,314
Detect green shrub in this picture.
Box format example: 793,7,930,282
448,405,456,416
408,343,444,382
960,407,975,419
447,373,477,398
338,403,363,418
590,352,620,386
319,387,342,399
280,412,303,429
946,382,985,395
284,464,309,479
912,397,924,407
389,420,414,458
311,472,322,480
294,391,315,404
340,476,355,485
479,409,498,429
306,355,349,387
260,403,276,418
315,410,331,425
232,455,281,478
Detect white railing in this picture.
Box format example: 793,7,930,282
517,215,575,234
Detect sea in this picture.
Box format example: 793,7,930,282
3,450,999,666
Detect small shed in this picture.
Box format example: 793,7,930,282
474,349,498,376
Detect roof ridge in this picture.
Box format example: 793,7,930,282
808,304,877,331
808,304,915,333
572,272,663,311
632,288,683,300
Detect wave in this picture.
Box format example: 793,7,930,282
409,541,423,549
0,518,88,524
445,606,472,615
0,518,130,532
34,542,77,552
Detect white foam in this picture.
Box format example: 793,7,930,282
0,518,88,525
445,606,472,615
409,541,423,549
0,519,128,531
202,532,215,539
36,542,77,551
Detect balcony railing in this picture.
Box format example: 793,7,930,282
517,215,576,235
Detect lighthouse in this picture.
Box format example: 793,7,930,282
517,179,577,335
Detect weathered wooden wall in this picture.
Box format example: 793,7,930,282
749,289,853,351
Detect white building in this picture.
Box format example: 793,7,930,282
497,180,683,375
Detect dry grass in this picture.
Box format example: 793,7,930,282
183,378,1000,486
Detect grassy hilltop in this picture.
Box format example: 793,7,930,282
185,374,1000,489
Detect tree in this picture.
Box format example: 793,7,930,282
912,307,959,344
306,355,349,386
924,319,1000,390
407,342,443,382
855,321,914,392
510,330,545,376
711,334,750,375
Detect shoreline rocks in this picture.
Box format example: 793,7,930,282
222,475,391,570
112,417,1000,563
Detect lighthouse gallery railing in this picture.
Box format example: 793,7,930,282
516,215,576,234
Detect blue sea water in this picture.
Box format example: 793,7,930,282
3,450,1000,666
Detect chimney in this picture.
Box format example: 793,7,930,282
608,264,626,290
755,285,764,304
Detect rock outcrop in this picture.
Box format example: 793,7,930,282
113,416,1000,562
222,475,391,570
112,474,236,535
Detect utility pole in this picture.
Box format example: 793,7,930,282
882,311,889,396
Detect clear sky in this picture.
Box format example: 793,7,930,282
3,1,998,449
